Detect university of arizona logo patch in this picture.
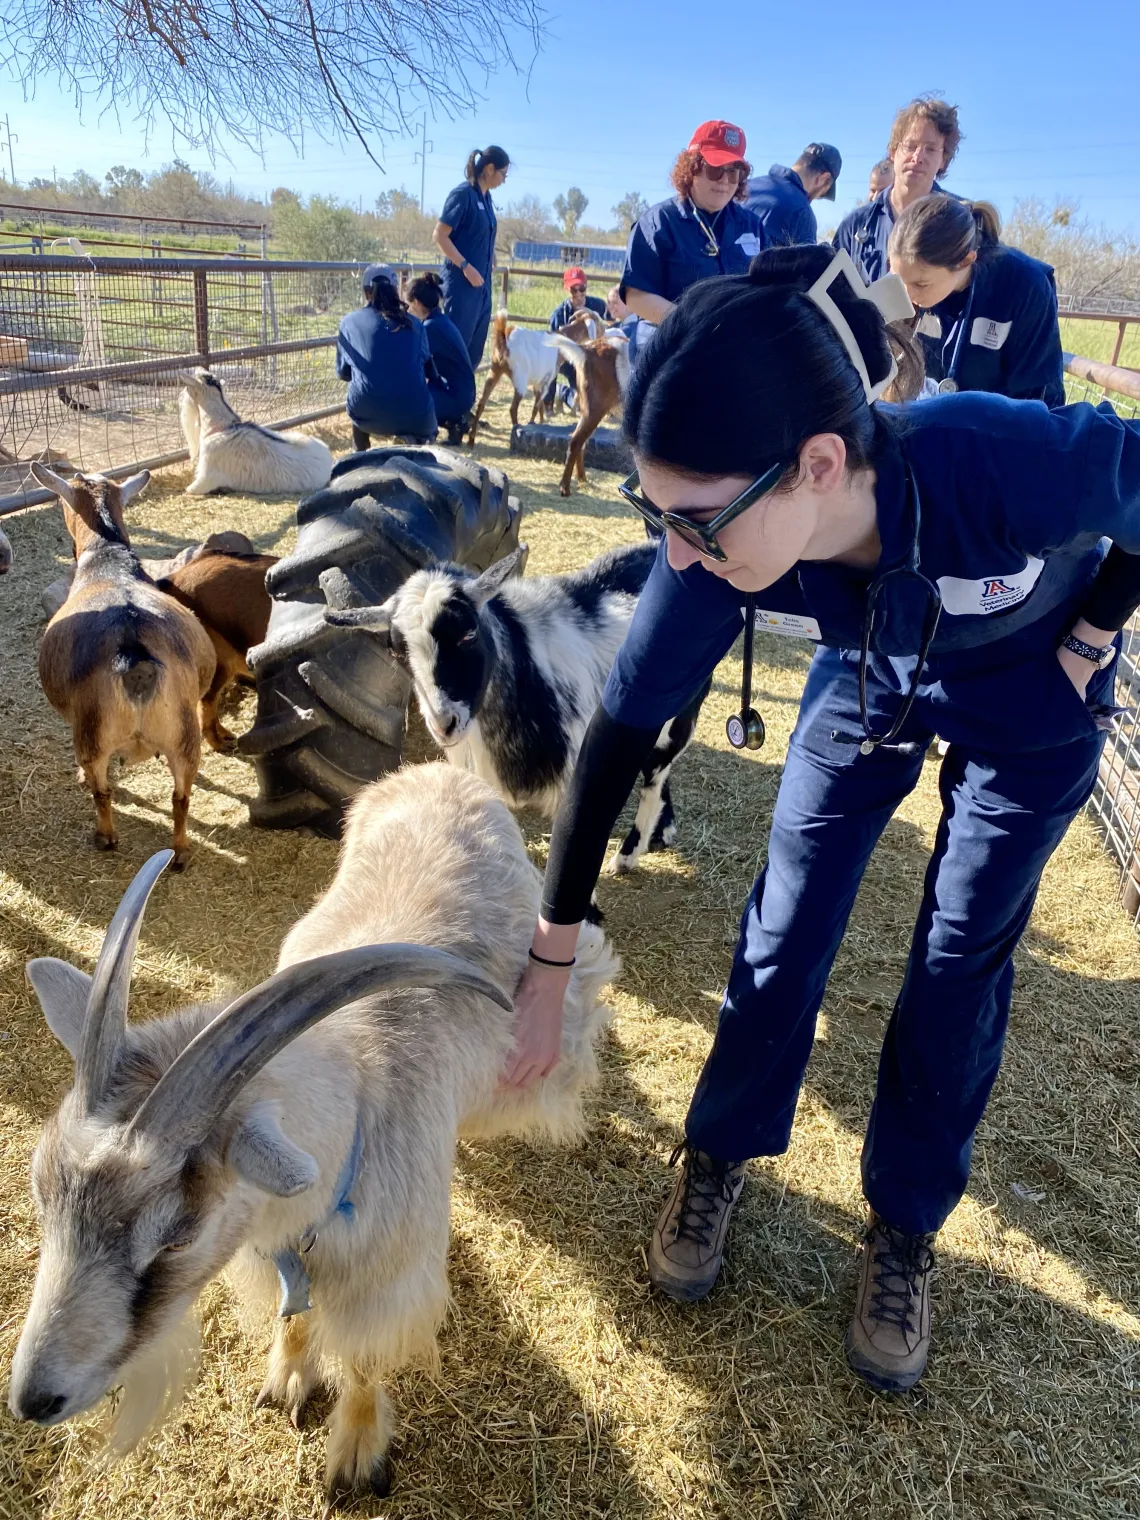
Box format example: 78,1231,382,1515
937,556,1045,615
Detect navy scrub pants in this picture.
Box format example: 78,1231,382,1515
686,645,1106,1237
444,274,493,368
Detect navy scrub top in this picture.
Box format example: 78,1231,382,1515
744,165,819,247
601,394,1140,756
549,294,608,330
834,183,954,284
620,196,767,304
336,307,437,439
422,308,476,414
915,245,1064,407
439,180,497,280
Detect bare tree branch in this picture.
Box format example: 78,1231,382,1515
0,0,545,162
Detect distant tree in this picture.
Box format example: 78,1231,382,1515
273,193,376,262
612,191,648,234
1005,197,1140,303
0,0,543,166
106,166,146,194
553,187,589,236
501,193,552,241
372,186,437,253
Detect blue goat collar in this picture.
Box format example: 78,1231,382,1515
271,1117,363,1318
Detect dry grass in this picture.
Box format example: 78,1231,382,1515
1,397,1139,1520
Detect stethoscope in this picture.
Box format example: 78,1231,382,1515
918,278,976,395
727,460,943,758
689,201,723,259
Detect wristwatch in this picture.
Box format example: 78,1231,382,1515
1061,632,1115,668
459,257,469,271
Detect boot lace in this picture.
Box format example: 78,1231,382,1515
667,1142,744,1248
865,1219,935,1335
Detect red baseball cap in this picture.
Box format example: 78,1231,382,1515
688,120,747,166
563,266,587,289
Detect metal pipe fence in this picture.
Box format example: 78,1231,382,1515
1063,366,1140,923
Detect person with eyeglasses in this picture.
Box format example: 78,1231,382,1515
834,97,962,284
433,145,510,367
619,120,766,334
889,196,1065,406
504,243,1140,1397
545,266,610,410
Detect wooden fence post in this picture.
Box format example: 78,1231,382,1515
1111,320,1128,368
500,266,509,310
193,268,209,362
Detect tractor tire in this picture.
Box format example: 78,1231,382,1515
242,445,523,836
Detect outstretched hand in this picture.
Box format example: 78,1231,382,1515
501,960,570,1089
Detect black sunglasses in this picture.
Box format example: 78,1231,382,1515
618,461,787,561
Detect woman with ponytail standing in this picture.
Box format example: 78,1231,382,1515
433,146,510,366
505,245,1140,1395
889,196,1065,405
336,264,436,448
407,271,477,445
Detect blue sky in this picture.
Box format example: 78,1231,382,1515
4,0,1139,237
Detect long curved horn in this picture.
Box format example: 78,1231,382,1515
127,943,511,1148
77,850,174,1113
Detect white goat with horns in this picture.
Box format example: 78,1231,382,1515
179,367,333,496
8,763,618,1510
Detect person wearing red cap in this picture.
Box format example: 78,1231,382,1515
620,120,766,335
549,266,608,332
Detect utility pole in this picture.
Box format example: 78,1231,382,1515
1,115,18,186
414,116,433,215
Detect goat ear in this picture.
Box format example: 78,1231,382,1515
30,463,77,506
228,1102,320,1197
470,543,529,604
116,471,151,507
26,958,94,1061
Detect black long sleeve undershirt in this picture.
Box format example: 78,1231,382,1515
540,707,660,925
1081,544,1140,633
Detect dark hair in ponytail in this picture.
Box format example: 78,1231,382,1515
407,270,443,310
888,194,1001,271
465,145,510,185
366,273,411,330
624,244,924,484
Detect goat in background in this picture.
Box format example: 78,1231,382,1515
179,368,333,496
546,329,631,497
465,310,609,446
31,464,216,867
9,764,619,1507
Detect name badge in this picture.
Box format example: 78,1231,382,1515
970,316,1012,350
735,233,763,257
752,608,822,639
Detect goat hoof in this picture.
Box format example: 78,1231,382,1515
322,1461,391,1516
206,727,238,753
93,831,117,852
171,847,192,872
370,1458,392,1498
608,851,634,876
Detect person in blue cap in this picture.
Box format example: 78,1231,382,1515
504,243,1139,1397
835,97,962,283
889,196,1064,406
744,143,841,246
433,146,510,367
336,265,437,448
406,270,477,445
620,120,766,333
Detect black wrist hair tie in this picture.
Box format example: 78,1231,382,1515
528,948,576,968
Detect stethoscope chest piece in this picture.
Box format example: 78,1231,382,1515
727,708,766,751
936,377,959,394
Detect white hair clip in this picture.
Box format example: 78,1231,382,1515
805,248,915,403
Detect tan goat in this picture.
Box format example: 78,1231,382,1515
546,330,631,496
32,464,216,867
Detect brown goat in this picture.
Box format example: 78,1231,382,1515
31,464,216,868
546,332,631,497
465,310,609,447
156,545,277,750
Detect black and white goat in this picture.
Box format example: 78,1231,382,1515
327,542,709,873
179,368,333,496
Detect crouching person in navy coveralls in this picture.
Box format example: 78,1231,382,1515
835,96,962,284
889,196,1064,405
505,243,1139,1396
433,145,510,367
620,120,766,344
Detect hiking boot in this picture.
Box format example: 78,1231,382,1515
845,1214,936,1393
648,1143,746,1302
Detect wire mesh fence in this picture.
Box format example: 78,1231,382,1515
1064,371,1140,923
0,253,368,509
